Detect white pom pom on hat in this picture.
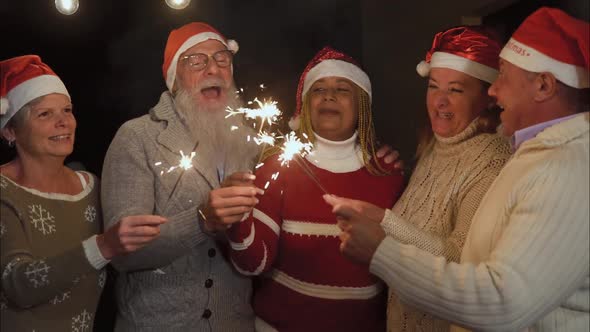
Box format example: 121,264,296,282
416,60,431,77
0,98,9,116
288,115,300,130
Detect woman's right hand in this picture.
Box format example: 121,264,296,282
96,215,167,260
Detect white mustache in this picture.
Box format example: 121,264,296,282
196,77,227,90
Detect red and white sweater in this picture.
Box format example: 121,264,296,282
227,133,405,332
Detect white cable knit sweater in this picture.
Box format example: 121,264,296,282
372,112,589,331
381,119,511,331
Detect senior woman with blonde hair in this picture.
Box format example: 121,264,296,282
0,55,166,331
325,26,512,331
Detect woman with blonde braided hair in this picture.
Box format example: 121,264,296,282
286,78,388,176
219,46,405,331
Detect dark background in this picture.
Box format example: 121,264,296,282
1,0,587,174
1,0,588,330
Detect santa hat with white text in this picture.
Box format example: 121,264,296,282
289,46,371,130
162,22,239,92
499,7,589,89
0,55,70,129
416,26,502,84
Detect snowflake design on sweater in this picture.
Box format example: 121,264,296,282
24,260,50,288
98,270,106,288
29,204,56,235
71,309,92,332
0,176,7,189
50,290,71,305
84,205,97,223
0,222,5,238
2,258,21,280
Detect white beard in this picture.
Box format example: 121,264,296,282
174,82,260,178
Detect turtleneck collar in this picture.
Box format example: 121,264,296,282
305,131,363,173
434,117,480,146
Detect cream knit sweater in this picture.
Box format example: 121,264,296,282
372,112,589,331
381,119,511,331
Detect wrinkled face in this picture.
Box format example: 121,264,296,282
308,76,359,141
9,93,76,160
488,59,536,136
426,68,491,138
174,39,234,111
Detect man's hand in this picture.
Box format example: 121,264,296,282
323,195,386,265
97,215,168,260
376,145,404,171
201,184,263,232
221,171,256,188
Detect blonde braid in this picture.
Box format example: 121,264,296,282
357,89,389,176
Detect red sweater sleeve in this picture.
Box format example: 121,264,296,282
226,156,284,275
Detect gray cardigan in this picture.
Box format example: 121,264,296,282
101,92,255,331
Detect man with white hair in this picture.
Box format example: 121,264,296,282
101,22,260,331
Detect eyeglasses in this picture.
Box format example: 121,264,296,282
179,50,233,71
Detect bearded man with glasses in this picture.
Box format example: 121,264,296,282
100,22,260,331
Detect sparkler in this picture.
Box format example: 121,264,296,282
225,88,328,194
277,131,329,195
226,97,281,134
155,141,200,210
226,96,282,164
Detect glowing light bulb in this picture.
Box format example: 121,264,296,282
55,0,79,15
165,0,191,10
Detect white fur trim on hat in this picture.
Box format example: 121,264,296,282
166,33,239,91
500,38,589,89
422,52,498,83
1,75,70,129
302,59,372,99
288,115,300,130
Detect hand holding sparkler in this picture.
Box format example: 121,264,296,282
200,183,264,232
220,171,257,187
97,215,168,259
323,194,386,265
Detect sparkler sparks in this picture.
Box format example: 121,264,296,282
224,87,327,194
278,131,314,166
155,141,200,211
161,150,196,174
225,98,281,133
254,131,276,146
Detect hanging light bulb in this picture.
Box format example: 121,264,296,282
55,0,79,15
165,0,191,10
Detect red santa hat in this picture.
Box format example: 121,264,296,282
289,46,371,130
1,55,69,129
162,22,239,91
500,7,589,89
416,26,502,84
